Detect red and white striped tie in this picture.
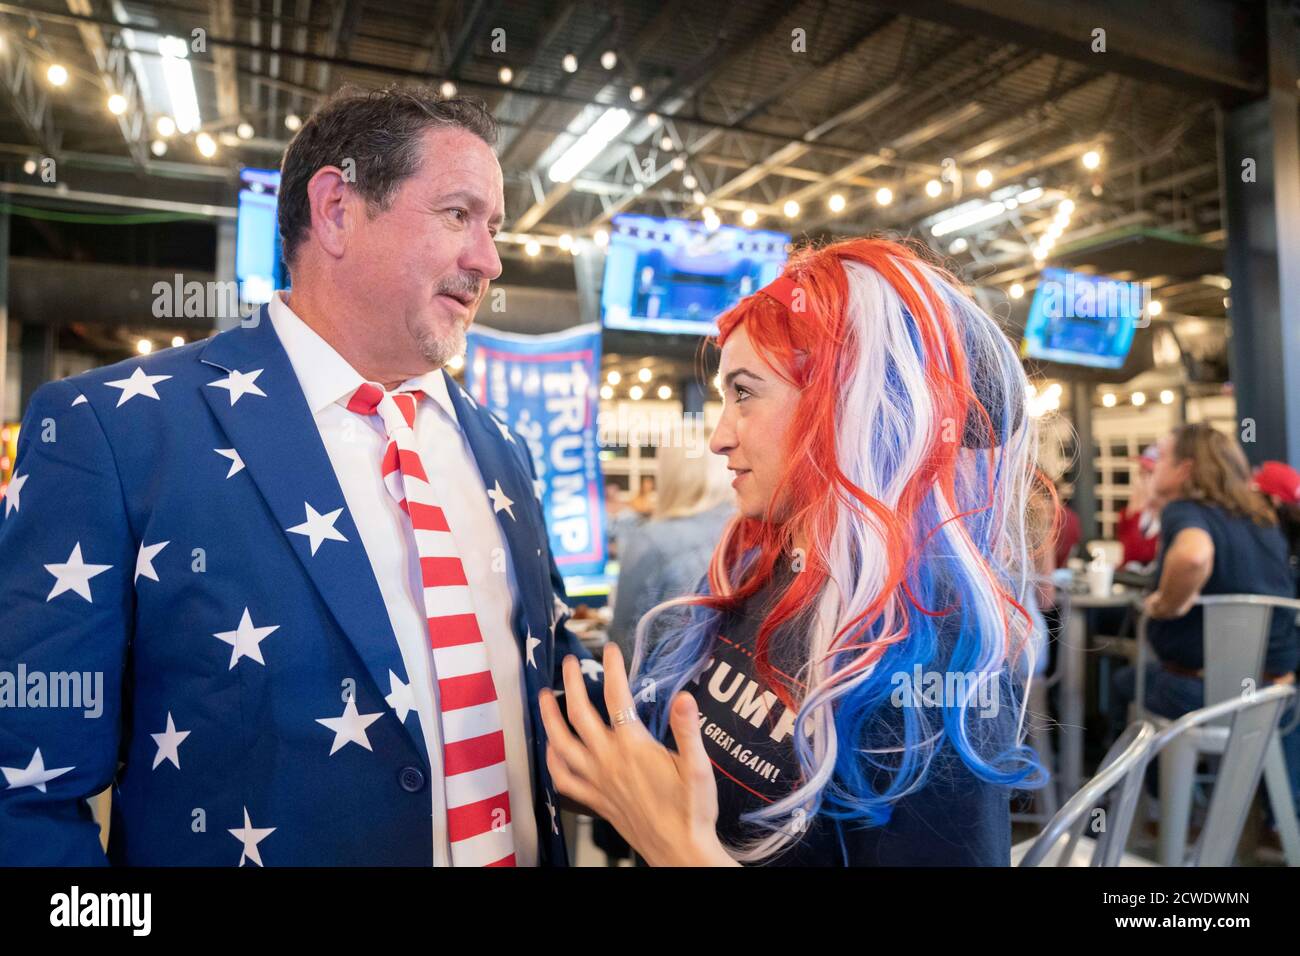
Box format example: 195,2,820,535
344,382,516,867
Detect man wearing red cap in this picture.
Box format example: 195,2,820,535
1116,444,1163,568
1255,461,1300,598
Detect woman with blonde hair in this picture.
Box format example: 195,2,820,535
538,237,1047,866
1110,423,1300,836
610,443,733,658
1113,422,1298,720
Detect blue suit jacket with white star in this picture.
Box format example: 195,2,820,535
0,305,606,866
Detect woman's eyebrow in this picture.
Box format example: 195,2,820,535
723,368,765,388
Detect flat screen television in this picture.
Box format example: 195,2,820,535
1020,267,1142,370
235,167,284,305
600,213,789,335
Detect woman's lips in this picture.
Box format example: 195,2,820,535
731,469,751,488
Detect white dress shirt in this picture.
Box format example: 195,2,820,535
268,291,538,867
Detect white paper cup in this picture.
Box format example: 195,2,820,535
1087,566,1114,596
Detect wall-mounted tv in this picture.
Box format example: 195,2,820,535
600,213,789,335
1020,267,1143,370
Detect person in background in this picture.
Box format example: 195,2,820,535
1109,424,1300,833
1254,460,1300,597
629,474,657,516
603,480,644,561
609,443,733,661
1116,444,1162,569
1053,484,1082,569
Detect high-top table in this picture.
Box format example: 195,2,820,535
1055,589,1143,801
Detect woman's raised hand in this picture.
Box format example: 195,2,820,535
537,642,737,866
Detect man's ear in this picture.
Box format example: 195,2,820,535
305,166,352,260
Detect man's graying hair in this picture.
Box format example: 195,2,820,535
277,84,498,270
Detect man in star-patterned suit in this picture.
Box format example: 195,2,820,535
0,86,606,866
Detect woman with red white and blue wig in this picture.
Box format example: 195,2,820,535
538,237,1050,866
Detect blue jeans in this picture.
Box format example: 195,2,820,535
1110,663,1300,827
1110,663,1203,723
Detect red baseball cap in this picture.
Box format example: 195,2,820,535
1254,460,1300,505
1133,444,1159,472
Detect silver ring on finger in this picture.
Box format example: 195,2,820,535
611,706,640,727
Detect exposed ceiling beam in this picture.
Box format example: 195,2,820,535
866,0,1264,99
209,0,240,121
65,0,148,167
0,35,61,155
497,11,620,167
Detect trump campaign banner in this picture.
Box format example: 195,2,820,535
464,323,607,580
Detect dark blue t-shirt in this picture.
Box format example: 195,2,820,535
688,578,1013,866
1148,499,1299,674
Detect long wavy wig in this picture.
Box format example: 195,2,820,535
629,237,1050,862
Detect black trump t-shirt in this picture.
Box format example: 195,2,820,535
689,576,1013,866
1148,499,1299,675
